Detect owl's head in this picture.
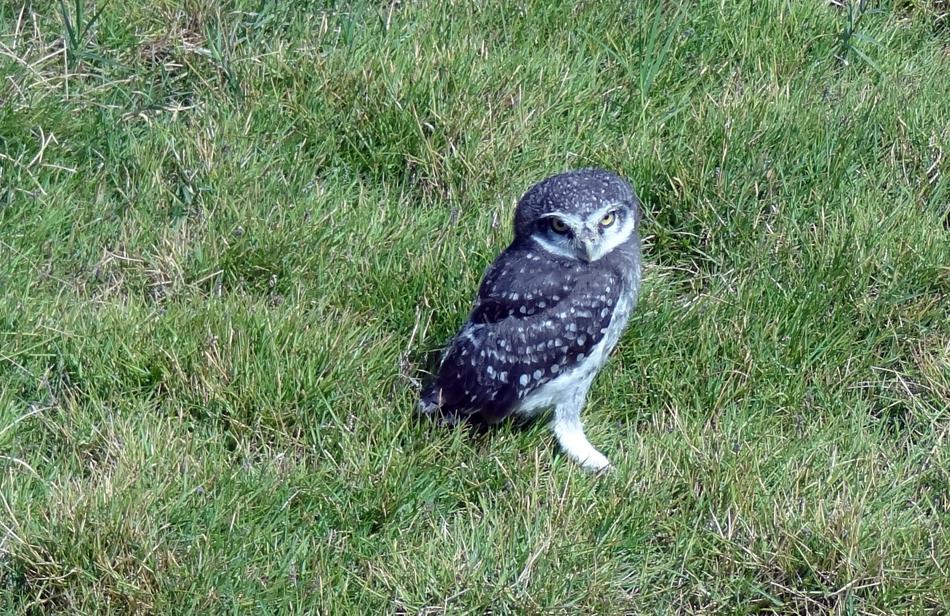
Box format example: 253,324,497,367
513,168,641,263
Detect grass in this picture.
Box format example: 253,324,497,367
0,0,948,612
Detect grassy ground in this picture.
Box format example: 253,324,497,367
1,0,948,613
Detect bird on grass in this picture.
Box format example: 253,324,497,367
419,168,643,473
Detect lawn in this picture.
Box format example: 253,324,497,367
1,0,948,613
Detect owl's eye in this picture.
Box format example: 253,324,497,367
600,211,617,227
549,218,570,234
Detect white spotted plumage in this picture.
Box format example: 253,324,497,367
420,169,643,472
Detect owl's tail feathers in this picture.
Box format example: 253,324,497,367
417,385,461,427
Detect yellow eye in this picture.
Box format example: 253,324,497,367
549,218,569,234
600,211,617,227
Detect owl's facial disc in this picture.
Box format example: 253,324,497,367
531,204,634,262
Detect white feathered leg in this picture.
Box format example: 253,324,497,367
550,387,611,473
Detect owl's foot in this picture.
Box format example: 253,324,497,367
580,451,612,474
551,417,611,474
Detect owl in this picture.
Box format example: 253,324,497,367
419,168,642,473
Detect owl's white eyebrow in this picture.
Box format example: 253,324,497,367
590,202,624,219
538,212,584,227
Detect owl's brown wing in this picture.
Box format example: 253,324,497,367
419,243,621,424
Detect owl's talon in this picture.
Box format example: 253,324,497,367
580,454,612,474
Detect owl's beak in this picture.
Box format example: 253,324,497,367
576,234,597,262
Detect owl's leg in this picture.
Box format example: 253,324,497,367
550,388,611,473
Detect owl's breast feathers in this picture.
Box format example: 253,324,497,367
420,243,633,425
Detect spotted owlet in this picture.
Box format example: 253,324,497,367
419,168,642,472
